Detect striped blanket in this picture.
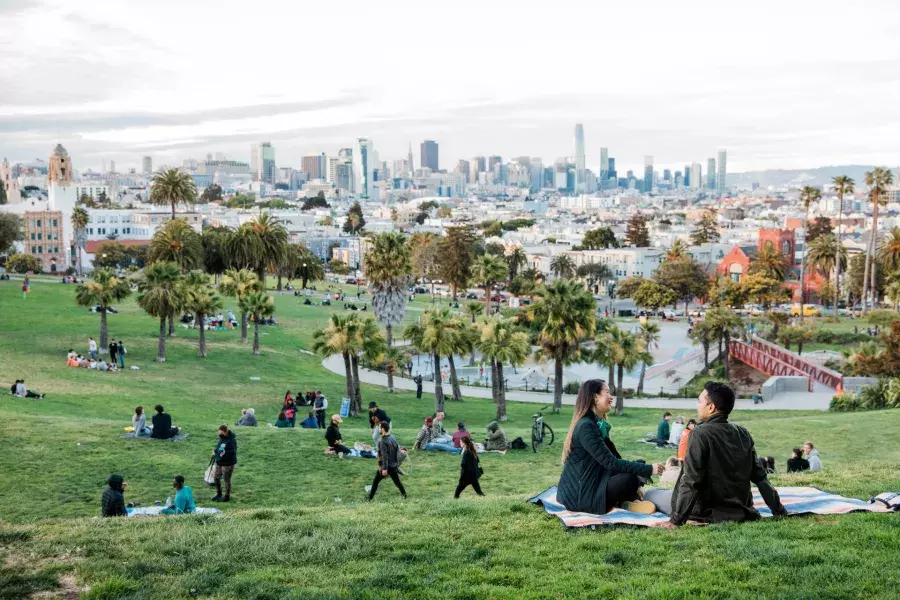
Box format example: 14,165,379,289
528,486,893,528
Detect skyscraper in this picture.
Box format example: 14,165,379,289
109,160,116,174
420,140,439,172
717,149,727,195
683,164,691,188
488,156,502,172
599,147,609,188
301,154,325,179
707,158,717,190
608,157,616,183
691,162,702,190
353,138,377,198
574,124,585,192
141,156,152,175
252,142,276,185
644,156,653,193
407,143,414,174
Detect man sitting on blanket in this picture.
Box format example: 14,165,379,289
161,475,196,515
656,381,787,528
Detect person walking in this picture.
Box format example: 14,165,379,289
212,425,237,502
369,401,392,445
413,374,423,399
108,338,118,365
454,435,485,498
314,390,328,429
89,337,98,360
367,421,406,500
116,340,126,369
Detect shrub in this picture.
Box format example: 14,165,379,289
6,253,42,274
563,381,581,395
832,378,900,412
830,392,860,412
812,330,870,345
868,309,900,327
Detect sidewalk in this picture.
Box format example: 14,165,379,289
320,355,830,411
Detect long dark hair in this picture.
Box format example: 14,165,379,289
461,434,478,457
562,379,606,464
134,405,143,417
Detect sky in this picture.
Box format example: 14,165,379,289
2,0,900,175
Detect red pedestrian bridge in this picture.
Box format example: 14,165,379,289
729,336,844,392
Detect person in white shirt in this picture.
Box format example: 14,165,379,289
803,441,823,471
668,416,686,446
89,337,98,360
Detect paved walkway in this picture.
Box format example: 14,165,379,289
320,355,831,411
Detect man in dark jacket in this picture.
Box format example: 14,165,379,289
325,415,352,455
101,474,128,517
368,421,406,500
108,338,118,364
212,425,237,502
413,374,423,399
151,404,179,439
664,382,787,527
368,401,391,444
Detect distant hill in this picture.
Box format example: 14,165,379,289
727,165,897,188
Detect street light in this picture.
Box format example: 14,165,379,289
301,263,307,289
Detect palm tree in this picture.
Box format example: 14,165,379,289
750,243,789,281
505,246,527,280
666,239,689,261
464,301,485,324
843,340,882,375
603,328,645,414
886,277,900,311
862,168,894,313
218,268,260,344
183,270,223,358
74,268,131,353
575,262,611,295
249,212,288,289
478,319,529,420
405,307,462,413
521,267,544,285
636,322,660,394
798,186,822,321
550,254,576,280
312,314,358,410
147,218,203,272
239,291,274,356
530,279,596,412
593,319,617,395
766,311,789,341
473,254,508,316
705,307,743,380
877,227,900,274
226,223,265,275
347,317,385,411
70,207,89,276
806,234,848,302
150,168,197,219
688,319,715,371
831,175,855,318
136,261,183,362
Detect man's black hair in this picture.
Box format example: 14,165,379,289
704,381,735,416
663,411,672,417
155,404,164,413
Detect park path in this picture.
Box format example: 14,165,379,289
320,355,831,411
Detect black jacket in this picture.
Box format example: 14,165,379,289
557,415,653,515
369,408,390,428
378,434,400,469
787,457,810,473
101,475,127,517
325,423,342,447
461,449,480,479
215,431,238,466
671,413,787,525
151,413,174,439
108,343,118,357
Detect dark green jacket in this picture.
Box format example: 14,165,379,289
557,415,653,515
657,418,670,441
671,413,787,525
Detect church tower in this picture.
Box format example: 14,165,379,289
47,144,77,267
48,144,73,186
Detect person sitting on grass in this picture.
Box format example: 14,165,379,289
432,411,453,444
648,412,672,445
677,419,696,462
283,396,297,427
414,417,460,453
235,408,257,427
14,380,44,399
101,474,128,517
66,352,79,367
659,456,681,484
484,421,507,451
803,441,822,471
451,422,471,448
300,411,319,429
668,416,685,446
97,358,110,372
161,475,196,515
274,410,292,428
325,414,353,456
132,406,152,436
150,404,180,439
787,447,810,473
454,435,485,499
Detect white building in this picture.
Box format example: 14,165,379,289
568,247,666,279
352,138,378,199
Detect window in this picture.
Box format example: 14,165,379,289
52,219,58,227
37,233,42,240
30,233,35,240
36,219,41,227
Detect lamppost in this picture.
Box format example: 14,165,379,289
301,263,307,289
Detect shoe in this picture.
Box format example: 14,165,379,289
622,500,656,514
221,496,230,503
211,495,223,502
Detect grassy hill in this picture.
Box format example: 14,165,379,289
1,281,899,599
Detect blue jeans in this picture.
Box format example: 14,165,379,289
424,442,460,454
118,355,125,368
90,350,97,360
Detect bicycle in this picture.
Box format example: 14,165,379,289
531,408,554,453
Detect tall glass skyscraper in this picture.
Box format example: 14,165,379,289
353,138,377,198
420,140,439,172
707,157,717,190
599,147,609,188
574,124,585,192
644,156,653,193
717,149,727,194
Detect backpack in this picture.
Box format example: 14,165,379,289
758,456,776,474
509,436,527,450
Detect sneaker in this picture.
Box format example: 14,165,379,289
622,500,656,514
364,485,372,493
210,495,223,502
221,497,230,503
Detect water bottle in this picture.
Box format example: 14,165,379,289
165,496,172,508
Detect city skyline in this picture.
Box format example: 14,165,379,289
2,0,900,173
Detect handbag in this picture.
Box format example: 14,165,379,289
203,456,216,486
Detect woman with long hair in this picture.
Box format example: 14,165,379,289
454,435,485,498
132,405,151,437
558,379,663,514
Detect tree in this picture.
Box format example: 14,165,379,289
690,209,720,245
474,254,508,315
6,253,41,273
409,232,438,284
92,242,129,270
465,301,485,324
615,276,645,299
70,207,89,275
654,257,710,314
688,319,716,371
75,268,131,353
405,308,463,413
505,246,527,280
806,217,833,243
632,280,678,311
749,243,789,281
877,227,900,275
478,319,529,420
636,322,660,394
580,226,619,250
150,168,197,219
708,277,747,309
183,270,223,358
364,232,412,392
348,317,386,411
766,311,789,341
312,314,358,413
849,254,885,307
741,273,789,309
593,320,617,394
301,194,329,211
199,184,223,203
798,185,822,320
224,194,256,209
666,239,689,261
576,262,611,294
550,254,576,280
280,245,324,289
0,180,6,204
624,215,650,247
602,327,646,414
806,234,847,297
251,212,288,289
200,226,232,280
329,259,351,275
240,292,275,356
862,169,893,312
437,225,477,299
148,218,203,272
705,308,743,380
218,268,260,344
529,280,596,412
0,214,24,254
343,201,366,234
832,175,855,318
136,261,183,362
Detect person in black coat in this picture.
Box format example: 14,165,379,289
150,404,179,439
557,379,663,515
454,435,485,498
101,474,127,517
787,447,810,473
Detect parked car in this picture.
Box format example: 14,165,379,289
346,278,357,285
413,286,429,294
790,304,822,317
466,292,479,299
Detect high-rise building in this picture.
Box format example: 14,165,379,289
608,157,616,184
352,138,377,198
420,140,439,172
407,143,414,173
141,156,152,175
252,142,276,185
250,144,259,181
644,156,654,193
683,164,691,188
691,162,702,190
456,159,469,181
574,124,586,192
599,147,609,188
109,160,116,174
469,156,486,184
717,149,727,194
707,158,717,190
530,157,543,191
488,156,502,172
301,154,326,179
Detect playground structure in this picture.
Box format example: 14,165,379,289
730,336,844,392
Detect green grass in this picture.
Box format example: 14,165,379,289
2,282,900,599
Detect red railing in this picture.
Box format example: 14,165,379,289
748,336,843,390
729,340,813,391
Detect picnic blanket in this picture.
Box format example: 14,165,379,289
121,432,190,442
127,506,221,517
528,486,894,529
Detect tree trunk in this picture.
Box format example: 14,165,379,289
834,197,843,320
448,354,462,401
99,308,109,353
468,350,476,367
552,357,563,413
240,312,248,344
702,340,710,371
637,361,647,395
168,311,176,337
351,354,362,414
384,324,394,392
301,274,308,289
198,311,207,357
871,207,880,310
157,317,167,363
433,353,445,413
862,229,873,315
484,284,491,316
252,320,260,355
491,359,499,403
277,273,283,291
608,363,615,395
496,362,507,421
342,352,354,402
799,207,808,324
171,202,176,220
723,331,731,381
615,364,624,415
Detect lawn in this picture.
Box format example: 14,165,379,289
1,281,899,599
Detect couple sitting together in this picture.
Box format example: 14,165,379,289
558,379,787,527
